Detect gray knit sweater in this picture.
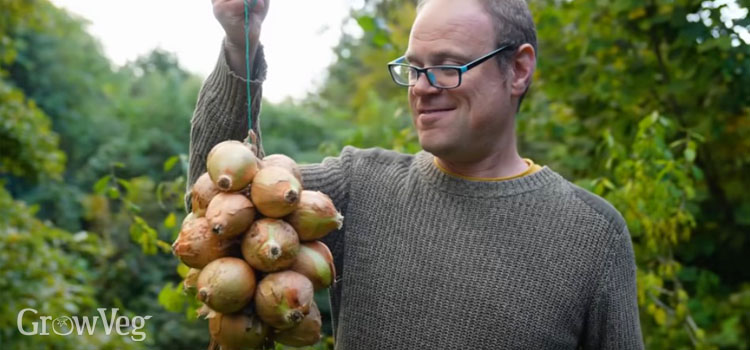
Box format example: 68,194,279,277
187,45,644,349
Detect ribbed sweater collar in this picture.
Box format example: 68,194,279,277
415,151,564,198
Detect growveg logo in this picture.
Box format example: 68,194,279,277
17,308,152,341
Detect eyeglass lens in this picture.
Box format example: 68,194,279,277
392,66,460,88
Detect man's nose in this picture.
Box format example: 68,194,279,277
411,72,441,96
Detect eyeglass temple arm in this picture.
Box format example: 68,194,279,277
464,45,512,71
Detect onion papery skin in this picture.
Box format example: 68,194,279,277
191,172,220,217
208,312,269,350
197,257,256,314
250,166,302,218
172,217,237,269
273,302,322,347
206,192,255,239
254,270,314,330
183,268,201,296
286,191,343,241
289,241,335,291
261,154,302,184
207,140,259,192
241,219,300,272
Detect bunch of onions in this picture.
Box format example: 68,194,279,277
173,139,344,348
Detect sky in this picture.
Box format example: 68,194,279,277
48,0,363,103
42,0,750,103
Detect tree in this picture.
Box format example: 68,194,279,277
1,2,206,348
523,0,749,348
1,2,140,348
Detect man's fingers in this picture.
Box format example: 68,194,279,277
213,0,268,18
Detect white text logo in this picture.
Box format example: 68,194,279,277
17,308,152,341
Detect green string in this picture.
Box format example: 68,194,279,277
244,0,258,133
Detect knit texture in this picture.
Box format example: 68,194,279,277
187,40,266,194
187,47,644,350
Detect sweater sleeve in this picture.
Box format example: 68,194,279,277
583,224,644,349
185,41,267,211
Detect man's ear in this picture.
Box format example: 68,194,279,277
510,43,536,97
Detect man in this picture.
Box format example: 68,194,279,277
188,0,644,348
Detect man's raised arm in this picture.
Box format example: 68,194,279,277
186,0,270,210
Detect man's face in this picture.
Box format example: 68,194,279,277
406,0,515,161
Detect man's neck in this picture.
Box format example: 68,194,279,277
436,154,528,179
435,138,528,179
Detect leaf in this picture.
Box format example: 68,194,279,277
177,263,190,278
669,139,685,149
117,179,133,195
684,148,696,163
126,200,142,214
156,182,165,208
130,215,159,255
156,240,172,254
356,16,376,33
692,166,704,181
684,141,697,163
157,283,184,312
373,31,390,47
93,175,111,194
107,187,120,199
163,155,179,172
164,212,177,229
130,217,143,242
628,7,646,20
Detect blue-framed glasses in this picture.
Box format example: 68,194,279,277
387,44,515,89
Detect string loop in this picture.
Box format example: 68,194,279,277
243,0,258,133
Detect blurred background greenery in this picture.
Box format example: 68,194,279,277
1,0,749,349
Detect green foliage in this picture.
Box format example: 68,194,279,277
586,112,707,347
260,100,340,162
0,185,142,350
1,1,206,348
0,81,65,180
310,0,419,154
1,1,141,348
7,0,122,178
521,0,750,348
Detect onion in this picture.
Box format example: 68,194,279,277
205,192,255,239
261,154,302,184
172,217,236,268
289,241,335,291
250,166,302,218
206,140,259,192
241,219,300,272
273,302,322,347
286,190,343,241
191,172,220,217
197,257,256,314
208,312,268,350
254,271,314,330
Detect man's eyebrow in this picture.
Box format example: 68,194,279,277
404,50,469,65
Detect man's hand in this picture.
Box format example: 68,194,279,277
212,0,270,76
